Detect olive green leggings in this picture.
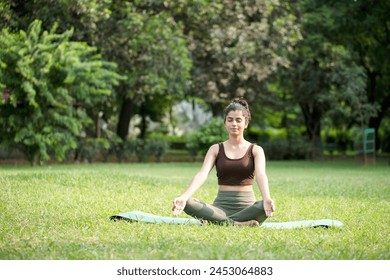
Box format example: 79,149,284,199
184,191,267,225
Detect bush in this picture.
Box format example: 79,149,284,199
149,133,186,150
111,138,137,162
145,138,170,162
262,138,289,160
379,119,390,153
322,130,353,155
246,126,272,143
0,20,122,165
166,135,187,150
185,118,227,156
78,138,110,163
262,136,310,160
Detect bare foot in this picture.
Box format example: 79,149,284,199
233,220,260,227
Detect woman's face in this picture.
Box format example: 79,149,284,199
224,110,248,135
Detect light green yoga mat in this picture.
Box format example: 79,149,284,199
110,211,344,229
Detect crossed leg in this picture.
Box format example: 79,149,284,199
228,200,267,226
229,200,267,224
184,198,232,225
184,198,266,226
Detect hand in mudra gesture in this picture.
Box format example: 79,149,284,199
263,199,275,217
172,197,186,216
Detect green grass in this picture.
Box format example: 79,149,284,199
0,161,389,260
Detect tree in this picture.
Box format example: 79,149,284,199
96,1,192,141
2,0,193,143
307,0,390,149
272,1,379,159
1,0,107,44
180,0,301,116
0,20,122,164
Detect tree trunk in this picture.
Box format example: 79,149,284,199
117,97,135,141
139,102,148,140
210,102,223,118
300,102,322,160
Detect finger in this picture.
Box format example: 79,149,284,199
172,205,183,216
173,209,182,216
172,199,179,210
265,209,273,217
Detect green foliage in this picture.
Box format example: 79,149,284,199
0,20,122,164
78,138,110,163
145,138,170,162
0,0,110,42
378,118,390,153
262,137,310,160
110,138,135,163
130,137,170,162
301,0,390,148
184,0,301,113
101,1,193,140
326,62,379,130
0,1,11,29
1,0,389,159
322,129,352,155
268,1,384,159
248,127,310,160
185,118,227,156
133,138,148,162
157,134,187,150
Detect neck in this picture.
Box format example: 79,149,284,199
227,136,245,146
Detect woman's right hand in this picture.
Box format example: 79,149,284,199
172,197,187,216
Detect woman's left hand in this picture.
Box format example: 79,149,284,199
263,199,275,217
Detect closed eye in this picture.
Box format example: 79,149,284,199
227,118,243,122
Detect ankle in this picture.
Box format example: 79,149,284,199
233,220,260,227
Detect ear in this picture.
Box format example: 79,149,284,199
244,117,249,128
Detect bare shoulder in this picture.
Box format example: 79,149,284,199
208,143,220,156
252,144,265,157
200,143,219,170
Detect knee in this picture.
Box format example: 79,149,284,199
253,200,267,223
185,198,197,209
253,200,265,211
184,198,203,213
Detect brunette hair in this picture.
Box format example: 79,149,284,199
223,97,251,124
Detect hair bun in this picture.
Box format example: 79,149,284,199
233,97,249,110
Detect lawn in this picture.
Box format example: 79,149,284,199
0,161,389,260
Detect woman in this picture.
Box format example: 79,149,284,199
172,98,275,226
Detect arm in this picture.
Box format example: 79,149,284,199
172,144,219,216
253,145,275,217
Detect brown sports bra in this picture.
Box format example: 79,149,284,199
215,143,255,186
